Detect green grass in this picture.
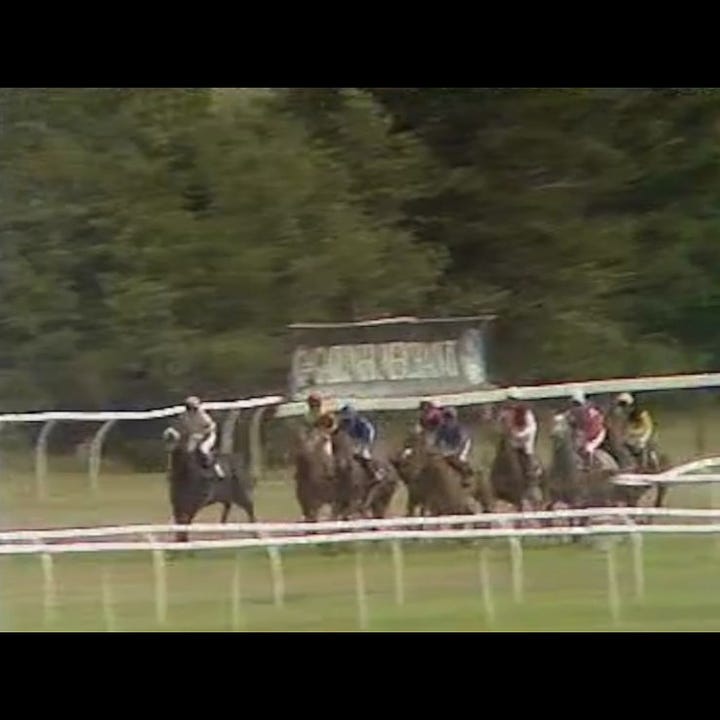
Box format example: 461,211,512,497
4,535,720,631
1,409,720,633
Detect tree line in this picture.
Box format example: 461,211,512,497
1,87,718,412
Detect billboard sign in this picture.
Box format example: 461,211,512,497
287,315,494,400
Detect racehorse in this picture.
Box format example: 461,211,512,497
293,426,340,522
163,427,256,543
391,432,477,517
332,427,398,519
604,414,671,507
546,412,621,509
603,412,637,471
488,426,545,512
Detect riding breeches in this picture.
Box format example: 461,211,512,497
354,442,372,461
584,427,606,455
199,431,217,457
439,438,471,463
457,438,471,463
509,429,536,456
515,448,540,478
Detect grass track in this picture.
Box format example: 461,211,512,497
4,535,720,631
1,422,720,632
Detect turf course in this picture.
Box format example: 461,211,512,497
1,407,720,632
0,465,719,632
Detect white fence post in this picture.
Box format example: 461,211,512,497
478,546,496,626
266,545,285,609
249,406,270,482
508,537,524,604
101,566,117,632
606,543,621,625
712,484,720,553
147,536,168,627
355,543,369,630
231,552,245,631
89,419,118,494
40,551,57,627
35,419,58,500
631,531,645,602
220,409,242,454
391,539,405,606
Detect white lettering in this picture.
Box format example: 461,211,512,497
294,339,470,385
389,342,407,380
444,341,459,377
353,344,377,381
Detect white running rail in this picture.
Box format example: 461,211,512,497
2,504,720,545
1,369,719,424
2,370,719,498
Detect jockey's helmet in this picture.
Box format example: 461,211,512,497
443,406,458,421
512,404,528,426
317,413,335,430
307,392,322,408
339,404,356,418
184,395,201,410
423,407,443,428
570,389,586,406
617,392,634,406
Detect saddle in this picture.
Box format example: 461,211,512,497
195,449,225,481
352,453,386,484
443,455,474,488
626,443,660,472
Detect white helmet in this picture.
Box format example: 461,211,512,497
617,392,634,406
184,395,201,410
570,389,586,405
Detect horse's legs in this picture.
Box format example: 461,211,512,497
174,510,194,543
220,503,231,523
654,484,668,508
233,485,256,523
242,499,257,523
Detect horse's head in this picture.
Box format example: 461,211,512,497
331,427,356,470
163,426,181,451
297,427,334,465
163,426,199,456
393,430,434,480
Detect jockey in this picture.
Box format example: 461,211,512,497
416,400,444,435
607,391,633,436
505,390,540,479
177,395,224,479
301,392,337,460
624,400,656,467
615,392,635,415
567,389,607,468
435,406,473,479
337,404,381,481
303,392,337,433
